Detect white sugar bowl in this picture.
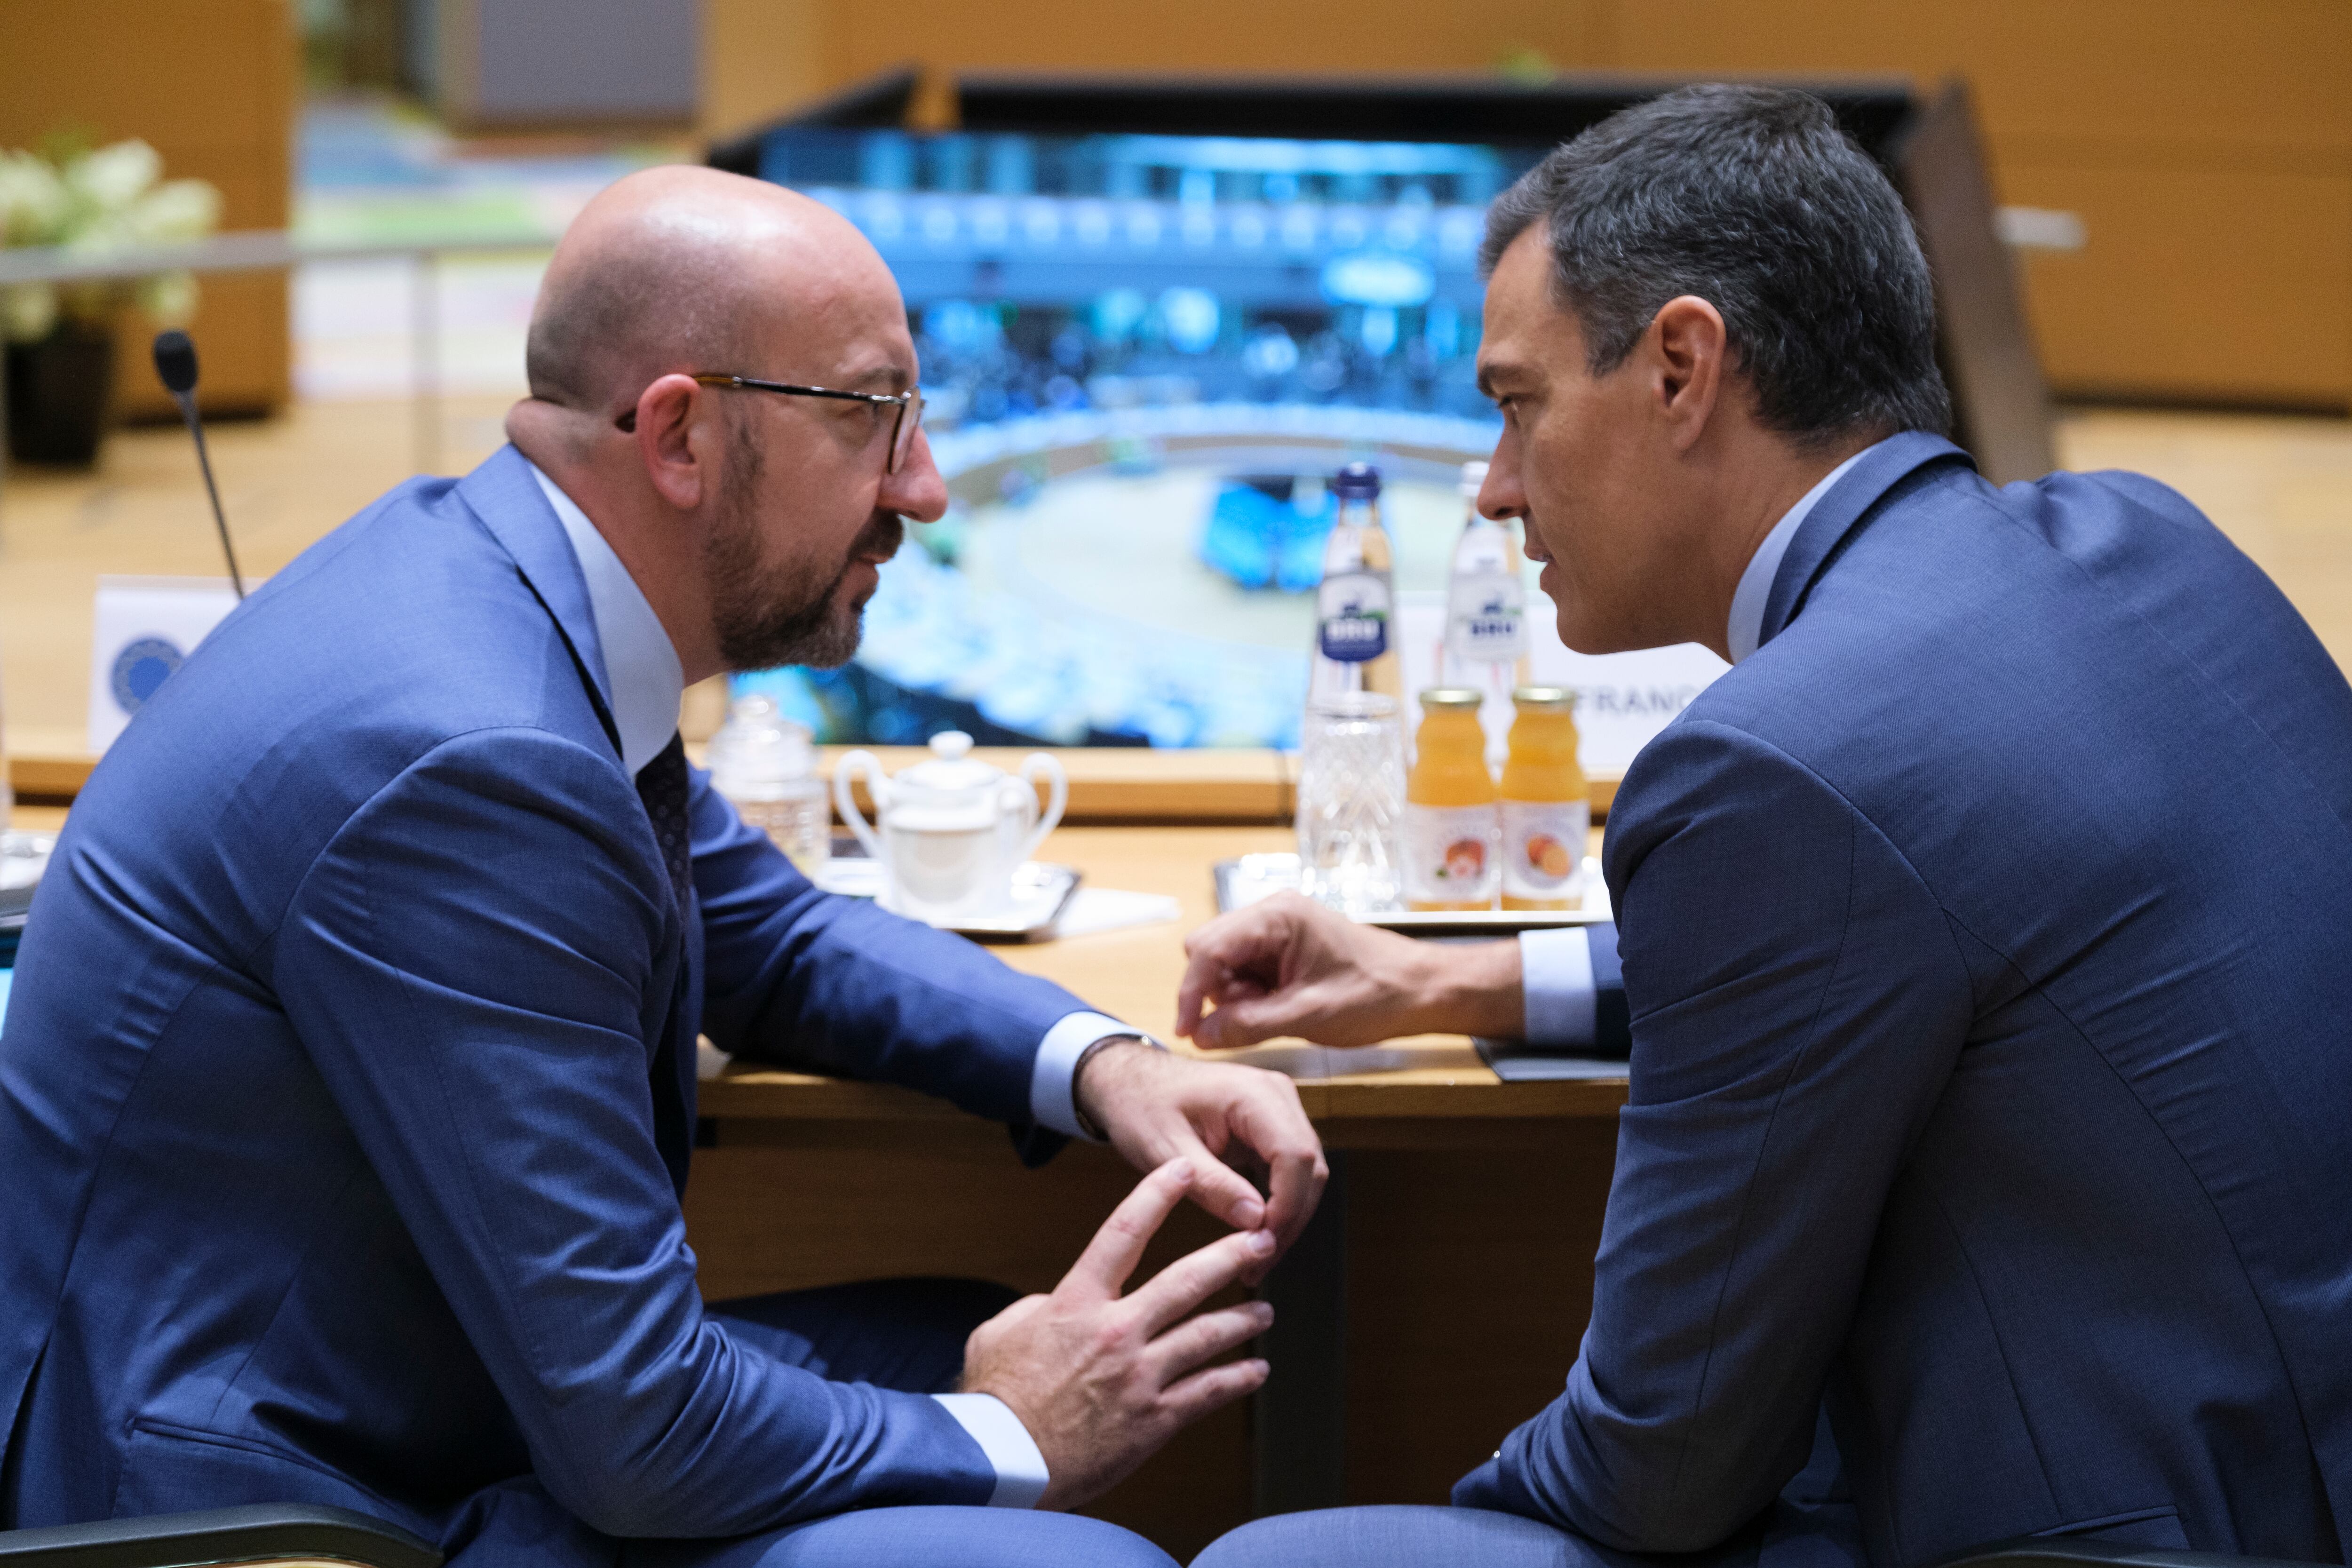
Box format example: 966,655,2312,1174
834,732,1068,923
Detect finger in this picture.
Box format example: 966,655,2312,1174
1157,1356,1271,1428
1152,1128,1266,1231
1127,1226,1277,1336
1181,899,1287,963
1191,987,1324,1051
1142,1300,1275,1387
1174,953,1225,1039
1177,908,1286,1037
1228,1085,1327,1256
1184,980,1271,1046
1263,1147,1328,1256
1060,1159,1193,1300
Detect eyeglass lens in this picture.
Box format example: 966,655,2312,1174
890,390,924,474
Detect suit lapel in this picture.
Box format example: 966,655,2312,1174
455,446,623,759
1759,431,1976,650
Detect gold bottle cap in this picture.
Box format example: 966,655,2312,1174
1418,687,1484,710
1511,686,1575,709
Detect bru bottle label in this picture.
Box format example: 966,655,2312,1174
1501,800,1590,900
1445,572,1526,662
1403,804,1499,905
1317,572,1391,662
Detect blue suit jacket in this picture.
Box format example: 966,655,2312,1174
1458,435,2352,1567
0,448,1091,1560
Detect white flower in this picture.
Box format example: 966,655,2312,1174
1,282,60,342
66,139,162,215
127,179,221,244
0,137,221,336
61,209,135,255
0,151,68,246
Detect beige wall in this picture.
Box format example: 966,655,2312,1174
0,0,296,417
702,0,2352,410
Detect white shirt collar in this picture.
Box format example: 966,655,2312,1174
525,458,685,777
1724,440,1882,663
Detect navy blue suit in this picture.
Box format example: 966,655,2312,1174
0,450,1139,1564
1206,435,2352,1568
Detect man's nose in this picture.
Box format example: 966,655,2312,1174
880,428,950,524
1477,444,1527,523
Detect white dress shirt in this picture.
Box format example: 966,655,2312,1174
529,459,1136,1507
1514,441,1882,1047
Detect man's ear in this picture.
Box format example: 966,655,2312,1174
632,373,712,510
1645,295,1729,453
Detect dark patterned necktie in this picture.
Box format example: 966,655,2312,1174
634,731,692,915
634,730,694,1193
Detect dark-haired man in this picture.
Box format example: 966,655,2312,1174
1191,85,2352,1568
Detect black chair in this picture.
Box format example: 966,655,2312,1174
0,1504,439,1568
1942,1536,2317,1568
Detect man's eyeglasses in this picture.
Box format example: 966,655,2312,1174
688,374,925,474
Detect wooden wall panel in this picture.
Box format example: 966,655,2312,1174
2002,161,2352,407
1600,0,2352,408
1600,0,2351,161
0,0,294,417
1343,1130,1616,1506
701,0,1608,139
703,0,2352,407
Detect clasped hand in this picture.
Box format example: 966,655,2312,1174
953,1032,1329,1508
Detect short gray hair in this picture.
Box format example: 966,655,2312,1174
1482,84,1950,446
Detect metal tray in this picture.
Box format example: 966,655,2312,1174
810,854,1083,943
1214,851,1611,933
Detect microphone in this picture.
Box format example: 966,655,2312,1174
151,329,245,599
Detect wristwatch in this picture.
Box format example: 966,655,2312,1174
1069,1032,1168,1141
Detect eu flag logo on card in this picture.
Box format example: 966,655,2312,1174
109,637,185,716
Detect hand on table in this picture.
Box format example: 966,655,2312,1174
1073,1039,1326,1282
960,1159,1275,1510
1174,891,1524,1051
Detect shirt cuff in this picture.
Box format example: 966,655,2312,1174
1030,1010,1138,1140
1518,928,1597,1048
932,1393,1049,1509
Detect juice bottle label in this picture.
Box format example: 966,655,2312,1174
1403,803,1498,906
1444,570,1526,663
1317,571,1391,662
1500,799,1590,902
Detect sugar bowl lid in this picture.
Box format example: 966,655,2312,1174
890,731,1008,804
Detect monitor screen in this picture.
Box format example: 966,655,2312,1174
741,127,1552,749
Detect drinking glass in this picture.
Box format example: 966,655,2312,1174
1295,692,1405,915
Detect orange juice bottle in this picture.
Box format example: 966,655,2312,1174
1403,688,1499,910
1499,687,1589,910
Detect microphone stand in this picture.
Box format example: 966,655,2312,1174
151,330,245,599
174,390,244,599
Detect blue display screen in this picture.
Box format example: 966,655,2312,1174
742,128,1541,749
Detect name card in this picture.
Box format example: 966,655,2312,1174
87,576,242,752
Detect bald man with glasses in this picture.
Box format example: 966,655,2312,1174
0,167,1326,1568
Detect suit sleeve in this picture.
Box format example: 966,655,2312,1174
1454,719,1972,1552
686,765,1085,1161
271,729,999,1538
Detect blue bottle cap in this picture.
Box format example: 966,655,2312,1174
1331,462,1383,499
